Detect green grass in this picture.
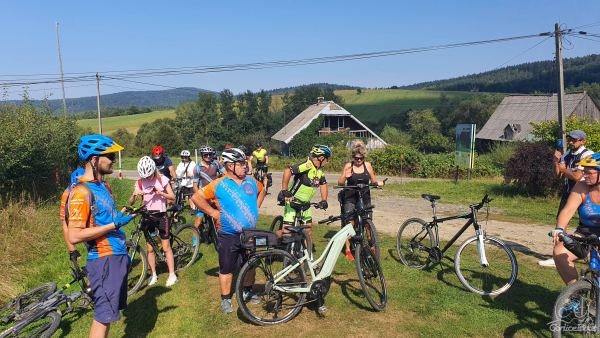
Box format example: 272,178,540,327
386,178,566,226
2,178,567,337
77,109,176,135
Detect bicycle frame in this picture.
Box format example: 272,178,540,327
272,223,356,293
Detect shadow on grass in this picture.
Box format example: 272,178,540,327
331,273,376,312
57,307,92,336
481,279,559,337
123,286,176,337
204,266,219,277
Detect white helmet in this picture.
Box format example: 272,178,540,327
221,148,247,163
137,156,156,178
180,150,191,157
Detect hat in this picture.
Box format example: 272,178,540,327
568,130,586,140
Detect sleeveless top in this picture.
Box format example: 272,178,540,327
579,193,600,228
343,163,370,201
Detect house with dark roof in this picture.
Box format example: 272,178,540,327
477,92,600,142
271,98,386,155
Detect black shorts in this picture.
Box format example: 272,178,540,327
180,186,193,198
142,212,170,240
575,226,600,237
217,233,247,274
339,192,372,222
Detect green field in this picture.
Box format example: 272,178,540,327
77,109,176,135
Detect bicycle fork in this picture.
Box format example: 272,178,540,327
475,230,489,267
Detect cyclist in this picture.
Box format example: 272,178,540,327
552,153,600,285
130,156,177,287
191,148,266,314
176,149,196,208
249,142,270,188
337,140,384,260
278,144,331,242
59,168,84,255
540,130,594,267
66,134,134,337
152,145,176,180
193,145,224,233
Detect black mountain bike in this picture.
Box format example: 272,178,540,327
169,177,193,226
270,199,322,259
125,205,200,295
0,253,92,338
396,194,518,296
551,232,600,337
253,163,272,193
198,215,220,253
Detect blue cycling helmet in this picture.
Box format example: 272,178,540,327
69,167,85,185
77,134,124,160
310,144,332,158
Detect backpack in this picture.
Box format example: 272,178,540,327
64,182,96,226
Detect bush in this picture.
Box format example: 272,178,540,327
0,101,80,201
530,117,600,151
504,142,560,196
369,145,424,175
133,118,185,157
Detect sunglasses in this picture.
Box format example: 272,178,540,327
353,156,364,161
101,153,116,162
202,153,212,157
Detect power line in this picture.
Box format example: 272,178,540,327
0,31,549,87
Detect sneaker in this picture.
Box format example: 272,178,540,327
221,298,233,314
538,258,556,267
166,274,178,287
345,248,355,262
148,274,158,286
242,290,261,304
192,236,198,247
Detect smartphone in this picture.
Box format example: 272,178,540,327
555,138,563,149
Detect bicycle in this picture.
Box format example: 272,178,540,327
235,217,387,326
396,194,518,296
197,214,220,253
0,253,92,338
551,232,600,337
269,199,323,259
253,163,272,193
125,205,200,295
168,177,193,226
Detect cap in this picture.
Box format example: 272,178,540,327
568,130,586,140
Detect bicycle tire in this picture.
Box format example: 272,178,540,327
363,219,381,261
0,282,56,324
235,249,307,326
354,242,387,311
1,310,61,338
126,241,148,296
173,224,200,271
454,235,518,296
551,278,596,338
396,218,434,269
269,216,284,232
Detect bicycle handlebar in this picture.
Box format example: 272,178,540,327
318,215,342,224
471,194,493,210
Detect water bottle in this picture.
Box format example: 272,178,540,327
590,248,600,271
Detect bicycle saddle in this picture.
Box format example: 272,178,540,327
167,205,183,212
421,194,440,202
283,225,310,234
290,200,311,212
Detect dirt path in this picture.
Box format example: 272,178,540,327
115,170,553,259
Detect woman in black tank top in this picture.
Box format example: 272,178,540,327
336,141,384,260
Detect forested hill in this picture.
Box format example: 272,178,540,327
13,87,214,115
402,54,600,93
266,83,360,95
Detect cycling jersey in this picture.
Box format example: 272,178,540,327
579,193,600,228
154,156,174,179
194,161,224,188
67,179,127,260
252,148,268,163
134,175,170,212
198,175,263,236
176,160,196,188
287,159,326,202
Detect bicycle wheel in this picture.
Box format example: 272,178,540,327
355,243,387,311
454,235,518,296
0,282,56,324
551,279,596,338
396,218,434,269
209,221,219,253
3,310,61,338
126,242,148,296
173,224,200,271
269,216,284,232
363,219,381,261
235,249,307,326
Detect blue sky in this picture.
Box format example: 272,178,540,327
1,0,599,100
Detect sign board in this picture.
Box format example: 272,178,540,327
455,124,476,169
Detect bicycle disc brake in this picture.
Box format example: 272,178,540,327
429,247,442,264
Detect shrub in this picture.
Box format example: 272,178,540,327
369,145,424,175
504,142,560,196
530,117,600,151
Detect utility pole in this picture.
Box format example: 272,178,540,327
56,22,67,116
555,23,566,153
96,73,102,134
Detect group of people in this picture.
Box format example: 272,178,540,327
61,133,385,337
539,130,600,287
